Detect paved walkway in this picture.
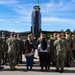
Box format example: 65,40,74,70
0,50,75,75
0,65,75,75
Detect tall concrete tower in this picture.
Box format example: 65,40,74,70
31,6,41,39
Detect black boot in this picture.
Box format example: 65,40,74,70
0,66,4,69
55,69,59,72
60,69,64,73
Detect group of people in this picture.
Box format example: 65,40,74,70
0,32,24,70
0,31,75,73
36,32,75,73
48,32,75,72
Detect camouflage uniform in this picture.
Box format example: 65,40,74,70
6,37,17,69
0,40,4,68
17,38,24,64
36,33,44,47
48,38,56,66
65,38,73,65
72,38,75,59
71,34,75,60
36,38,42,47
54,39,66,71
0,37,8,65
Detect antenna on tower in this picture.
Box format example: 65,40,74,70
37,0,39,6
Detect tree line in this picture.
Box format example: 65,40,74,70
0,29,75,39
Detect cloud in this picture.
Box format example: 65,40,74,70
0,0,16,4
1,0,75,17
0,18,9,22
13,6,31,17
41,0,75,15
0,0,32,24
2,0,32,17
0,0,75,32
42,17,75,25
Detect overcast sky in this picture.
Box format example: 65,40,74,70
0,0,75,32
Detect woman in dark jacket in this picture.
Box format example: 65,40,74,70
24,40,34,70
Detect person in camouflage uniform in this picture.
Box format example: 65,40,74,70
48,33,57,66
65,32,73,67
0,32,8,65
71,34,75,60
0,39,4,69
54,34,66,72
61,33,65,40
6,33,17,70
36,33,44,47
17,34,24,64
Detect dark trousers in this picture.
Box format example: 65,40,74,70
17,52,22,64
2,52,8,65
39,52,50,70
72,49,75,59
25,55,33,69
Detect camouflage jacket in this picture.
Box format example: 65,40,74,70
6,37,17,53
65,38,73,51
54,39,66,56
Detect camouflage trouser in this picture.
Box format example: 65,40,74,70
65,50,73,64
2,51,8,65
17,52,22,64
0,51,3,66
8,51,17,67
56,53,65,70
51,50,56,65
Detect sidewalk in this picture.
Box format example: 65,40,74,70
0,50,75,75
0,65,75,75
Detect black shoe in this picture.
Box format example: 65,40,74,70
0,67,4,69
26,67,30,70
20,61,22,64
45,68,48,71
40,68,43,71
1,63,5,65
55,69,59,72
60,69,64,73
68,64,71,67
48,66,50,70
40,69,43,71
30,68,32,71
